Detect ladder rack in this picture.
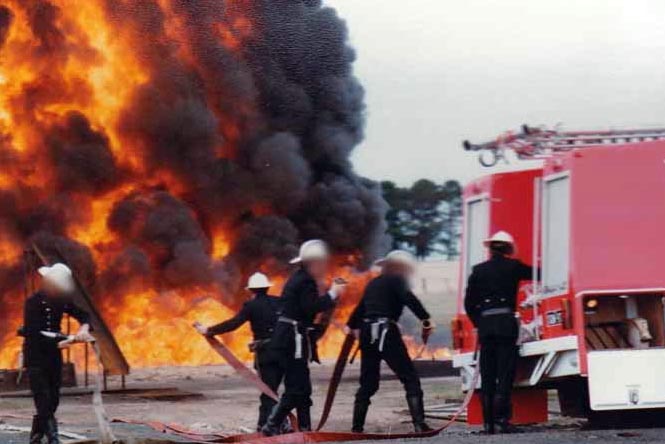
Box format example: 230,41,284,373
463,125,665,167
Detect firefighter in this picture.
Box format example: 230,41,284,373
20,263,93,444
194,272,284,431
347,250,434,434
261,240,346,436
464,231,537,434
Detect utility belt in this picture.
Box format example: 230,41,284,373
248,338,271,353
278,316,314,360
362,317,397,352
480,307,514,317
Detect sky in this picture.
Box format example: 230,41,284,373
325,0,665,185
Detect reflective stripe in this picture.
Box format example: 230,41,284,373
278,316,304,359
363,318,392,352
481,307,513,317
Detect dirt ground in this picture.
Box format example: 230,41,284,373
0,361,463,441
1,363,665,443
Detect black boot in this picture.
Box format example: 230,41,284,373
406,395,433,433
30,416,44,444
261,400,293,436
45,417,59,444
279,418,294,434
481,393,495,435
257,400,275,432
351,399,370,433
495,394,519,434
296,405,311,432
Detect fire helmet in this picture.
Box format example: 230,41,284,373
289,239,330,264
483,230,515,247
374,250,417,270
38,263,76,294
246,272,272,290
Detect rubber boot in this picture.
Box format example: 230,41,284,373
257,400,274,432
30,415,44,444
45,417,60,444
261,400,293,437
406,395,433,433
279,418,294,434
481,393,495,435
296,405,311,432
495,394,519,434
351,399,370,433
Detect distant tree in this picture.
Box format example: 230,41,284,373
381,179,462,260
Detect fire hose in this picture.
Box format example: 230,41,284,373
157,329,481,443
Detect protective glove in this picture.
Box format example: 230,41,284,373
329,278,348,300
73,324,95,343
193,321,210,336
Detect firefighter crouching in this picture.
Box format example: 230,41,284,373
261,240,347,436
347,250,434,433
20,263,94,444
195,272,285,431
464,231,538,434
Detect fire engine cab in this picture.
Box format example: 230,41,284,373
452,125,665,423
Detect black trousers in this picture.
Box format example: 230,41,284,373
256,350,285,429
355,324,423,404
27,348,63,421
479,335,518,422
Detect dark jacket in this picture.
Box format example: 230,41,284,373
347,274,430,330
269,268,335,352
464,254,536,339
22,292,90,367
207,289,281,341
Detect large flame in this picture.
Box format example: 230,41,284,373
0,1,403,370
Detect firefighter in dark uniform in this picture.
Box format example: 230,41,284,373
195,272,284,431
347,250,434,433
464,231,537,434
261,240,346,436
20,263,93,444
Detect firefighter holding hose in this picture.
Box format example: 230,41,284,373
464,231,538,434
347,250,434,434
194,272,286,432
20,263,93,444
261,240,347,436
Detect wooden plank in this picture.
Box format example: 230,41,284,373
32,244,130,376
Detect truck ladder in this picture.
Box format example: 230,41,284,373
463,125,665,166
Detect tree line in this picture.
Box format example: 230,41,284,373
381,179,462,260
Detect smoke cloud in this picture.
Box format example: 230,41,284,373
0,0,389,318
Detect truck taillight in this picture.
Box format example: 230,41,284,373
451,317,464,350
561,298,572,330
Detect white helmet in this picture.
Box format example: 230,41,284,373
38,263,76,294
246,272,272,290
483,230,514,247
374,250,417,270
289,239,330,264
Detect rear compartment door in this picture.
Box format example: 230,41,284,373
588,348,665,410
541,173,570,297
463,195,489,284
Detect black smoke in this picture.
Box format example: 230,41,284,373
0,0,389,308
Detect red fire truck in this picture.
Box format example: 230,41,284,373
451,126,665,424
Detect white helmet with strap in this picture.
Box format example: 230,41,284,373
483,230,514,247
374,250,417,270
246,272,272,290
38,263,76,293
289,239,330,264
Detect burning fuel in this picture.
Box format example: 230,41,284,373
0,1,392,368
